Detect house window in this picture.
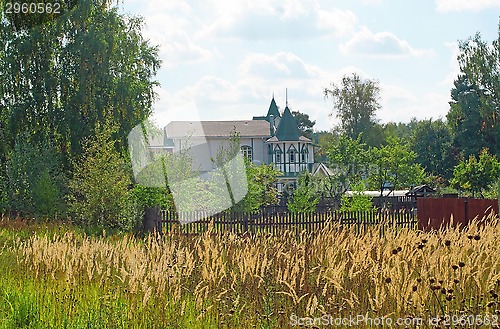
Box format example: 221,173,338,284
241,145,252,161
275,150,282,163
301,147,308,162
289,150,296,163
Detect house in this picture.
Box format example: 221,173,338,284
150,97,319,188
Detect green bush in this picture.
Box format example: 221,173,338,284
287,171,319,213
5,136,65,218
67,124,139,232
340,182,374,212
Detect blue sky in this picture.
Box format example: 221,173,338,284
118,0,500,132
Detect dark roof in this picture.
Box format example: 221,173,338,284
165,120,271,138
406,184,436,196
266,97,280,119
275,106,302,141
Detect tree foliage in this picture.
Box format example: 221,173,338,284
287,171,319,213
340,182,374,212
324,73,381,146
67,123,138,232
447,75,495,158
409,119,456,180
368,138,425,195
451,149,500,198
325,134,370,196
449,27,500,158
6,136,65,217
0,0,160,166
292,110,315,138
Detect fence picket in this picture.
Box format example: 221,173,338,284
157,209,417,235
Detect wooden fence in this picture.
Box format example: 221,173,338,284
146,209,417,235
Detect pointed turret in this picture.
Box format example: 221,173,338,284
266,97,280,118
275,106,301,141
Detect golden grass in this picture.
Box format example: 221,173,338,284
4,214,500,328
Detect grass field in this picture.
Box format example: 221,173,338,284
0,215,499,328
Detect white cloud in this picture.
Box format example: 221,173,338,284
126,1,213,67
340,27,434,58
380,87,450,123
436,0,500,12
440,42,461,86
238,52,322,79
197,1,357,39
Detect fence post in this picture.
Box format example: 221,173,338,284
243,212,249,234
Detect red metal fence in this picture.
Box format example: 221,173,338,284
417,198,499,230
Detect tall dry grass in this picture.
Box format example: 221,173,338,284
2,214,500,328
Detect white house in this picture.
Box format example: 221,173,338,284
150,98,321,187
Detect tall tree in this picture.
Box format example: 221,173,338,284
0,0,160,165
292,110,315,138
449,25,500,158
325,134,371,195
458,28,500,119
410,119,456,180
324,73,381,146
447,75,496,158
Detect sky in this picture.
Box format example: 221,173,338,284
118,0,500,132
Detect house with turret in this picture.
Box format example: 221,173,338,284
151,97,328,189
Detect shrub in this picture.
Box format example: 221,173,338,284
67,123,138,232
340,182,374,212
6,136,65,218
287,171,319,213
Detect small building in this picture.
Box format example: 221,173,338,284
405,185,436,197
150,97,318,185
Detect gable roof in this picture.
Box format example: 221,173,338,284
275,106,302,141
165,120,271,138
311,163,334,177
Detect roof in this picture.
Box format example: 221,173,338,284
266,97,280,118
406,184,436,196
311,163,334,177
165,120,271,138
275,106,302,141
345,190,410,197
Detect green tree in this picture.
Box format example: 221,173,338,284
67,123,137,232
409,119,455,180
0,0,160,167
458,28,500,122
448,25,500,158
231,160,281,213
447,75,492,158
325,134,371,196
451,149,500,198
368,138,425,195
287,171,319,213
292,110,316,138
324,73,381,146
